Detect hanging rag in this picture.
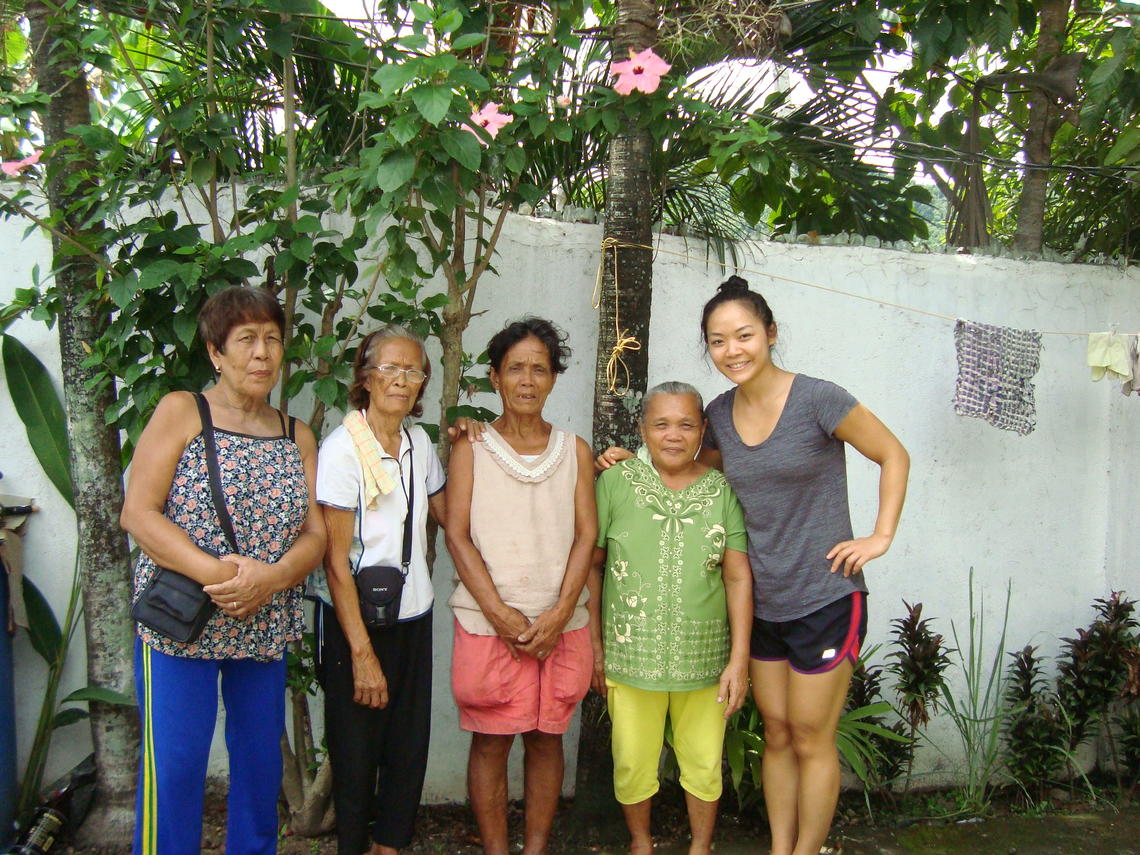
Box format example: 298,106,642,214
342,410,397,509
1122,335,1140,396
953,320,1042,436
1087,332,1133,383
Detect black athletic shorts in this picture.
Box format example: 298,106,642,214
750,592,866,674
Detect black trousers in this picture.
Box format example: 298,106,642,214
320,603,433,854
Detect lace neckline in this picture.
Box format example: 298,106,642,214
482,423,569,483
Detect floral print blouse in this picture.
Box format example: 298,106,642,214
132,427,309,661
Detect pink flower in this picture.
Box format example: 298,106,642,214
610,47,671,96
556,95,572,108
1,149,42,178
464,102,513,145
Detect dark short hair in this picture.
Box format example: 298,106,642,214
198,286,286,353
700,275,776,345
348,325,431,417
487,318,571,374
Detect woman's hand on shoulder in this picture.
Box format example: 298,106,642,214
595,446,632,472
446,416,486,444
826,532,892,577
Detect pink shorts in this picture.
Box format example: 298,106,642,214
450,620,593,735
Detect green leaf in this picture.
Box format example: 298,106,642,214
451,33,488,51
61,686,135,706
189,157,214,187
377,151,416,193
314,375,339,408
396,33,429,51
138,260,182,291
1087,55,1123,92
2,334,74,506
1105,127,1140,165
504,146,525,174
174,312,198,347
21,577,62,665
53,708,88,730
435,9,463,33
264,23,295,59
409,2,433,22
107,270,139,309
374,63,418,94
855,9,881,42
389,113,424,147
440,129,483,171
293,214,323,233
411,85,454,126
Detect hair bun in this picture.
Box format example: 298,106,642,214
718,275,750,295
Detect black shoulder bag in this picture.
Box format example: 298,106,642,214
131,393,243,643
354,429,414,630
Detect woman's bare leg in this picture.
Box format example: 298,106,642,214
468,732,515,855
521,730,563,855
786,660,853,855
752,659,797,855
620,798,653,855
683,791,718,855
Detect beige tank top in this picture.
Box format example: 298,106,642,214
448,423,589,635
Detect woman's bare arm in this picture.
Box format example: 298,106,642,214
120,391,236,586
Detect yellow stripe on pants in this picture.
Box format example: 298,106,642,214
140,644,158,855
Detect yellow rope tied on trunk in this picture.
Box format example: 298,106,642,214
594,237,642,395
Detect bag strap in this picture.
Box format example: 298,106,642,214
275,408,298,442
400,428,415,574
194,392,240,555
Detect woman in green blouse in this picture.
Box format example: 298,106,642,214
587,381,753,855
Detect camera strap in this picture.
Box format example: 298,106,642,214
353,426,415,579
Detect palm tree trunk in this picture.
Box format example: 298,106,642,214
572,0,658,840
1013,0,1072,252
26,2,138,845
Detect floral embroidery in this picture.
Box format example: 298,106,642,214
601,460,735,688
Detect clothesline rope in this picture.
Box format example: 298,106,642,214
605,240,1140,338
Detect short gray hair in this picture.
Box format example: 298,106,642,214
641,381,704,423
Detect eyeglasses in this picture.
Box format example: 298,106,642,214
373,363,426,384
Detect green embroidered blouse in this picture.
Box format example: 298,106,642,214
595,458,748,691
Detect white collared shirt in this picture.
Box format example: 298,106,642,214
311,420,445,620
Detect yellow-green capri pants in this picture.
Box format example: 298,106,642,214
606,678,727,804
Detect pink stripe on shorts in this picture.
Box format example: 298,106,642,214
450,620,593,735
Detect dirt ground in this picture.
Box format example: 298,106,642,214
58,791,1140,855
276,798,1140,855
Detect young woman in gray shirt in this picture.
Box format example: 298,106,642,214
599,275,909,855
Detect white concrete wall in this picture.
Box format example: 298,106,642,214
3,209,1138,799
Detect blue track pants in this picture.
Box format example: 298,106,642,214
134,638,285,855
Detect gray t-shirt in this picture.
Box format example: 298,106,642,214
705,374,867,622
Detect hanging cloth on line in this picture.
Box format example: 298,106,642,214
1087,332,1133,384
953,320,1042,436
1121,336,1139,397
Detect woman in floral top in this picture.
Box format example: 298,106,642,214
121,286,324,855
588,381,752,855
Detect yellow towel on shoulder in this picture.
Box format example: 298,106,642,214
343,410,397,509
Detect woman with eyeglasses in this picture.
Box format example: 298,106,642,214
311,325,447,855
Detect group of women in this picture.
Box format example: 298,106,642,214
121,275,909,855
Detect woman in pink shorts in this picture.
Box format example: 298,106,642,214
445,318,597,855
